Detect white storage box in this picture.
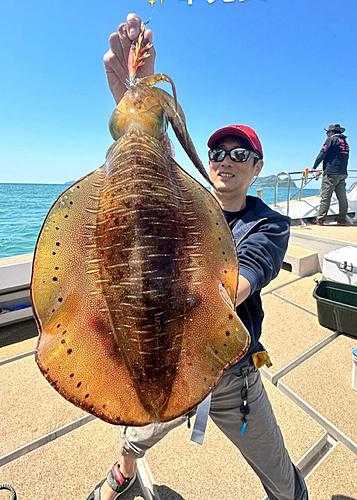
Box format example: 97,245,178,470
323,246,357,285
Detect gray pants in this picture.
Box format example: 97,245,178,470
120,364,308,500
317,174,348,223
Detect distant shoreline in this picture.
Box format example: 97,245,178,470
252,175,298,189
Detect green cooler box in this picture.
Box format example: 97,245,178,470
313,280,357,337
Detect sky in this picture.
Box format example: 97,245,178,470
0,0,356,186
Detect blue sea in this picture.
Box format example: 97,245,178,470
0,183,319,260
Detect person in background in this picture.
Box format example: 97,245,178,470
311,124,350,226
86,14,309,500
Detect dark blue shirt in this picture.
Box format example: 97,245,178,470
223,196,291,365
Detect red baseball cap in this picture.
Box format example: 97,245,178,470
207,124,263,159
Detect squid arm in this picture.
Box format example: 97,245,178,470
139,74,213,187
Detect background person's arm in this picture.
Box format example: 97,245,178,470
312,149,327,171
312,137,332,171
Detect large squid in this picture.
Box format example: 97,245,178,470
31,25,250,426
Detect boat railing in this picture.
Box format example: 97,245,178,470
274,170,309,214
274,168,357,216
317,169,357,196
346,170,357,194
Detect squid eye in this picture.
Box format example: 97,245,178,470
109,109,126,141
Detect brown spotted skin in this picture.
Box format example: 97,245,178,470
31,78,250,425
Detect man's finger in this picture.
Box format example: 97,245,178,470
126,13,141,40
144,29,153,44
110,27,130,56
109,33,126,62
104,51,126,81
105,40,129,82
104,54,128,104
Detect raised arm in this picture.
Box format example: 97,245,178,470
104,13,156,104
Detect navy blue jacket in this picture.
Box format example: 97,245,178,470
223,196,291,366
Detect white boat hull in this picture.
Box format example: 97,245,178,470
271,184,357,222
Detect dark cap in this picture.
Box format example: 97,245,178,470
324,123,346,133
207,124,263,159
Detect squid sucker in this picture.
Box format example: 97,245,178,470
31,72,250,426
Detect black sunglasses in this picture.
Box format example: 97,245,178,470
208,147,260,163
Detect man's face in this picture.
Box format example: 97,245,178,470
208,137,263,196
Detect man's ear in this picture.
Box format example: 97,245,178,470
254,159,264,177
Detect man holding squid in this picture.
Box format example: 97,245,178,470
86,13,308,500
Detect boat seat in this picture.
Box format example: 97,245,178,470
283,245,319,277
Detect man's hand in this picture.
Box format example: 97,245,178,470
104,13,156,104
312,170,322,178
